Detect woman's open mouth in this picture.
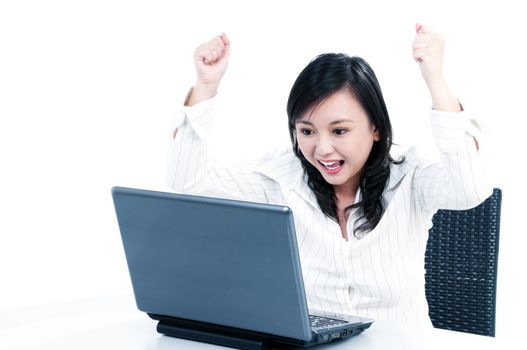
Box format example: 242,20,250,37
318,160,344,174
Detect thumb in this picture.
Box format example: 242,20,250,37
415,23,423,34
220,32,231,47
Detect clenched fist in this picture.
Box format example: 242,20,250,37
194,33,231,87
412,23,445,85
186,33,231,106
412,24,462,112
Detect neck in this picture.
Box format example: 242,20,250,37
334,183,359,208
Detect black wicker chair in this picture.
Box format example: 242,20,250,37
425,188,502,337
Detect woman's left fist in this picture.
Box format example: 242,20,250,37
413,23,445,85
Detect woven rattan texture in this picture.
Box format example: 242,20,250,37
425,188,502,336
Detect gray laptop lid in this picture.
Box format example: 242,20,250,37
112,187,312,341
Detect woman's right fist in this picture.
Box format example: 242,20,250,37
193,33,230,88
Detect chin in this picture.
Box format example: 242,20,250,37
320,174,347,186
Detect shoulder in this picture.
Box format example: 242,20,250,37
387,146,433,190
255,147,303,189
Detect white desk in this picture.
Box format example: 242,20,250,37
0,294,500,350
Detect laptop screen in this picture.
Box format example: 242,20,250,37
112,187,313,341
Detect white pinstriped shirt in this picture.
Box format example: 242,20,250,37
166,96,493,326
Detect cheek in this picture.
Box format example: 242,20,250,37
342,138,373,161
297,139,314,159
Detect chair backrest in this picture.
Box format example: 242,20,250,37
425,188,502,337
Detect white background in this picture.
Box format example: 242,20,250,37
1,0,525,343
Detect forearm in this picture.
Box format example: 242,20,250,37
426,78,462,113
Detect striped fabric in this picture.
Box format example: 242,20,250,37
166,96,493,326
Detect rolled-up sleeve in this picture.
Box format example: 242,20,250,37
166,97,215,191
165,97,274,203
413,110,493,212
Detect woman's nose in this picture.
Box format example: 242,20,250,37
315,136,334,157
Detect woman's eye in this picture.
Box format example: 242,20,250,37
333,128,348,135
299,129,313,136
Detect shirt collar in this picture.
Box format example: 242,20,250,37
385,146,419,192
256,146,419,209
255,150,321,210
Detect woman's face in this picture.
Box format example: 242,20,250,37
295,88,379,194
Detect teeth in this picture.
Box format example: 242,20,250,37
320,160,342,169
321,161,339,166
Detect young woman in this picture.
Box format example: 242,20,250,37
166,24,492,325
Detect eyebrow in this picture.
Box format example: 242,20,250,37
296,119,354,125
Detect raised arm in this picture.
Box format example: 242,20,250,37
411,24,492,211
413,23,462,113
166,34,275,203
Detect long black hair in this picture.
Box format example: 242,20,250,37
286,53,403,235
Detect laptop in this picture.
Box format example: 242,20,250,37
111,186,373,349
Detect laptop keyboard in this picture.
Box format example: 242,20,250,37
309,315,348,331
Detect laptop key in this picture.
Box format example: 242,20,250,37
310,315,348,332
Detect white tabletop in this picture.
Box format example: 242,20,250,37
0,294,501,350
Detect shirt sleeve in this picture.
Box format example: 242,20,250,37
413,109,493,212
165,97,275,203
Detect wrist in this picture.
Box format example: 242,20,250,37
195,80,219,92
186,81,219,107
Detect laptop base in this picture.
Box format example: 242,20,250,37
157,321,271,350
151,313,309,350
